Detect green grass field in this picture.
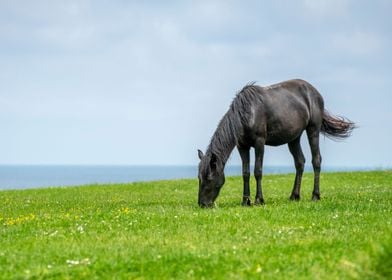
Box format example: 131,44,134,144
1,171,391,279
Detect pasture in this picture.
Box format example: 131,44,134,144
0,171,391,279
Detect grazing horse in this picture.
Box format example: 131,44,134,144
197,79,355,207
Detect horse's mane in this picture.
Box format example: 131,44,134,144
201,82,262,170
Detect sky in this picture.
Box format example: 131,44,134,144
0,0,391,167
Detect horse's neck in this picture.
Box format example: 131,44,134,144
207,114,237,166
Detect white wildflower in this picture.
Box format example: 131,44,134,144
66,258,91,267
77,225,84,233
66,260,80,266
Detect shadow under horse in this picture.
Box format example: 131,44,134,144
197,79,355,207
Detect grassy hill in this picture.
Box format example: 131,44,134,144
1,171,391,279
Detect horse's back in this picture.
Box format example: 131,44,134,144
261,79,324,120
256,79,323,145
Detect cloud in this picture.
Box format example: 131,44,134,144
301,0,350,18
331,31,385,56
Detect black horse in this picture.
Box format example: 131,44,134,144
197,79,355,207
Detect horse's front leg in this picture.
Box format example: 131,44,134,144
238,145,251,206
254,138,265,205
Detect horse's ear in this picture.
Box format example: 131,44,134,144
198,149,204,160
210,153,218,171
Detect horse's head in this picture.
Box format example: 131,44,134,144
197,149,225,208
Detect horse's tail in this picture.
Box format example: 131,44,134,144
321,110,356,140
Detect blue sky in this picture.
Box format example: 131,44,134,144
0,0,391,167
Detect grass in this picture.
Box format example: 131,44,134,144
0,171,391,279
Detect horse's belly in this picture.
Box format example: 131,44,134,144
265,132,301,146
265,112,309,146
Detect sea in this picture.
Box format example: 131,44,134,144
0,165,376,190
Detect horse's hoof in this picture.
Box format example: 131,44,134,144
254,198,265,206
242,197,252,207
312,193,320,201
290,193,300,201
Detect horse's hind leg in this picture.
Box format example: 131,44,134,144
288,136,305,200
307,126,322,201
